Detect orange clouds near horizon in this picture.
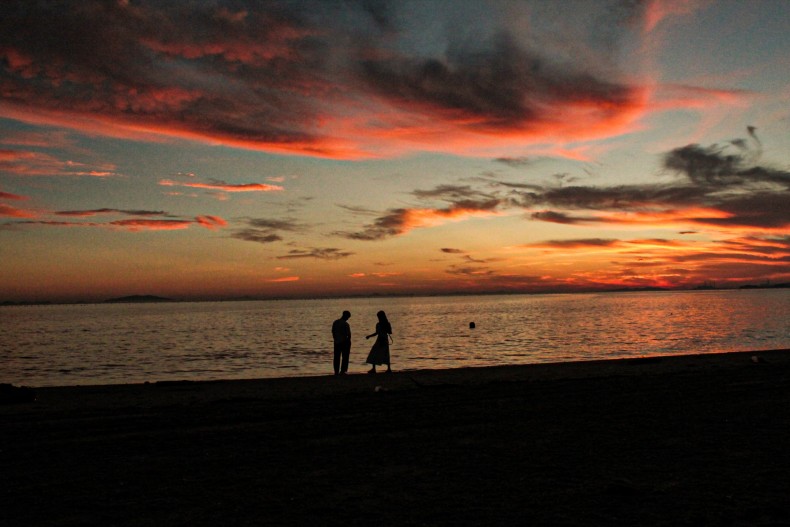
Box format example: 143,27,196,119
266,276,300,283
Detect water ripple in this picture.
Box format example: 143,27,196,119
1,290,788,386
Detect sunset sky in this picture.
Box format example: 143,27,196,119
1,0,789,302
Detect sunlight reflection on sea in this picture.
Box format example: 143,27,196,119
1,289,788,387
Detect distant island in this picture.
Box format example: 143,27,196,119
104,295,174,303
604,286,668,293
739,282,789,290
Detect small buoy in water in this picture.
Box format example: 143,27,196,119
469,322,476,329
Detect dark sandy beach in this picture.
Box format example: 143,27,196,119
3,349,790,526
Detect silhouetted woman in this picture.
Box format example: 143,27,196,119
365,310,392,374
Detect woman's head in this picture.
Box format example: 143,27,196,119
376,310,392,333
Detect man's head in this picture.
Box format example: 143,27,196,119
342,310,351,320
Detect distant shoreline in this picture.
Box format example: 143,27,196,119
2,282,788,306
103,294,174,304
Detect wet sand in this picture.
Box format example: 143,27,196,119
3,349,790,526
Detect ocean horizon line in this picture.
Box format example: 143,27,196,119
3,282,789,307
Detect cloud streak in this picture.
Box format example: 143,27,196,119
159,179,284,193
0,203,35,218
340,199,501,240
277,247,354,260
5,208,227,232
231,217,308,244
0,190,28,200
55,208,167,217
0,149,118,177
340,184,503,240
517,134,790,233
266,276,300,283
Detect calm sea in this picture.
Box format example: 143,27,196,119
1,289,789,387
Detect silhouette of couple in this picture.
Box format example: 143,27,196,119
331,310,392,375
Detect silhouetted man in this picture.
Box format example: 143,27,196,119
332,310,351,375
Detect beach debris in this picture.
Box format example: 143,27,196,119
0,383,36,404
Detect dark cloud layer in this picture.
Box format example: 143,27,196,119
412,185,497,201
0,1,645,158
664,144,790,190
361,32,636,131
1,1,325,147
232,230,283,244
493,157,536,168
277,247,354,260
340,208,413,241
340,132,789,254
231,217,307,244
518,135,790,230
55,208,167,217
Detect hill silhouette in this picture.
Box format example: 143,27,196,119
104,295,173,303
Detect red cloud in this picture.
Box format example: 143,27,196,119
0,203,36,218
344,200,502,240
513,232,790,290
55,208,166,217
0,3,674,160
524,239,624,250
58,210,113,217
195,215,227,229
642,0,703,34
109,219,194,231
0,190,28,200
404,206,498,230
159,179,283,192
524,238,692,252
10,214,228,232
657,84,753,110
266,276,300,282
0,149,117,177
349,272,402,279
555,204,790,235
